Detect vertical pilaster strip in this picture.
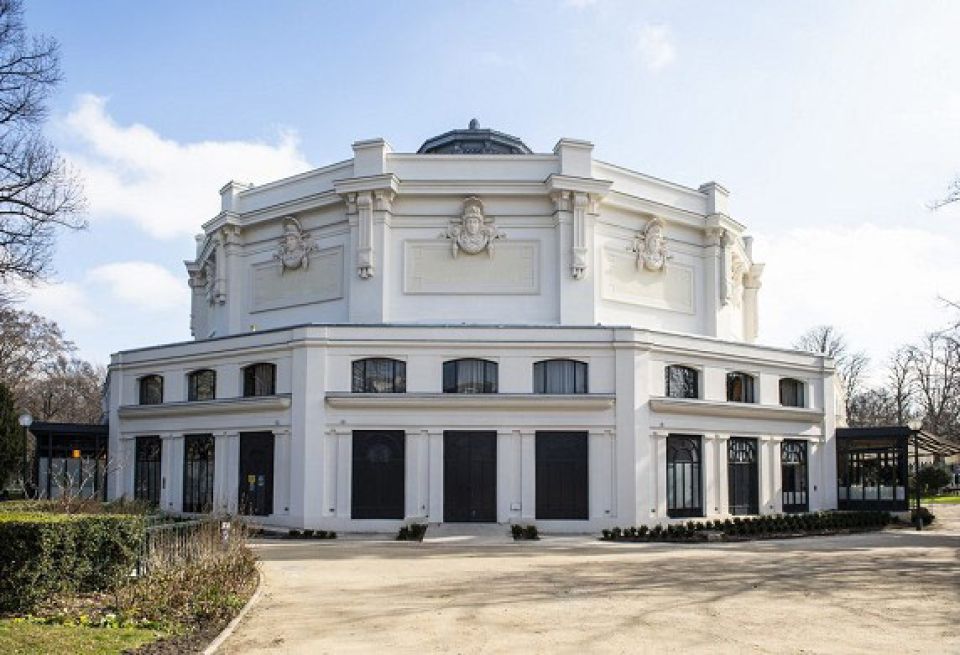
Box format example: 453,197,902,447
273,429,291,515
336,429,351,518
520,430,536,522
427,429,443,522
771,436,784,514
571,192,588,280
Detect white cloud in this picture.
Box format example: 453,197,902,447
58,94,311,239
19,280,99,329
634,24,676,72
755,223,960,377
87,261,186,312
564,0,601,8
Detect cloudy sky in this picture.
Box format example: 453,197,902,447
18,0,960,377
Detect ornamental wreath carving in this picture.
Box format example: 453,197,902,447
630,216,670,272
274,216,317,274
441,196,504,258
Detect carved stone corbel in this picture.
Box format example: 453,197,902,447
356,191,374,279
570,192,589,280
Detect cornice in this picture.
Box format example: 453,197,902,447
544,174,613,196
325,392,615,410
118,394,292,419
649,396,825,422
332,173,400,196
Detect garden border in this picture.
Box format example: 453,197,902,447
202,563,264,655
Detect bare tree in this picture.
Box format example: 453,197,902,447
0,0,84,288
887,345,916,425
847,388,899,427
0,301,74,394
18,355,105,423
909,328,960,442
794,325,870,419
929,176,960,210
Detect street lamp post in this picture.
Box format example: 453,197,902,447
907,418,923,531
17,413,32,496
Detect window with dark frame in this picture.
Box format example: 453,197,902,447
134,436,161,506
182,434,215,513
781,440,808,512
533,359,588,394
667,435,703,517
442,358,498,394
665,365,699,399
243,363,276,397
726,371,756,403
187,369,217,401
351,358,406,393
138,375,163,405
779,378,805,408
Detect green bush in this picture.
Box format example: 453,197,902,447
911,507,935,526
0,513,144,613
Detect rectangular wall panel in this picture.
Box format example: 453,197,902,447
403,240,539,295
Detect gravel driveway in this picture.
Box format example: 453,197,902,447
220,508,960,654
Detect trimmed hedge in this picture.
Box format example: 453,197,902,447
601,511,893,543
0,513,144,613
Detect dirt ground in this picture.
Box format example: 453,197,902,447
220,508,960,654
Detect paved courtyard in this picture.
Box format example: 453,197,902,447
221,508,960,654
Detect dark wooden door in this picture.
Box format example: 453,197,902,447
239,432,274,516
536,432,588,520
728,437,759,515
444,431,497,522
352,431,405,519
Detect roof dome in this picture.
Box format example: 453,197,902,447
417,119,533,155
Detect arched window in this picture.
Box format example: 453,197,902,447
442,358,497,394
138,375,164,405
726,371,756,403
665,365,699,399
779,378,805,407
667,435,702,517
187,369,217,401
352,358,406,393
533,359,588,394
243,363,276,397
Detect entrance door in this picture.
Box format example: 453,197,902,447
352,431,405,519
238,432,274,516
728,437,759,515
536,432,588,520
444,431,497,522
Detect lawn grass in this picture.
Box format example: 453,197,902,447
0,619,163,655
922,495,960,504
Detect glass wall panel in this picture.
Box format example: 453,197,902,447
667,435,702,517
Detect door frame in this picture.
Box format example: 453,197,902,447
238,431,275,517
443,430,498,523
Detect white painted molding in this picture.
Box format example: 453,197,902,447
649,396,824,422
118,395,292,419
325,392,615,410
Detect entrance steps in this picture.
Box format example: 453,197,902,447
422,522,515,545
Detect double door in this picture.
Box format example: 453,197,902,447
239,432,274,516
444,431,497,522
728,437,759,515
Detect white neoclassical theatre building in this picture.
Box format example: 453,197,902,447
107,121,839,532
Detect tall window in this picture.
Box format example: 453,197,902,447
138,375,164,405
243,363,276,397
665,365,699,399
442,359,497,394
667,435,702,517
781,440,808,513
187,369,217,401
134,436,161,506
533,359,588,394
183,434,215,513
726,371,756,403
779,378,805,407
352,358,406,393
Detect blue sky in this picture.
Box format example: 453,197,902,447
17,0,960,376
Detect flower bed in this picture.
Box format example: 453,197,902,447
600,511,893,543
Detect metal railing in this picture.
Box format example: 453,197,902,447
136,517,226,576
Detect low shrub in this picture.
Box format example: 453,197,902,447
397,523,428,541
911,507,935,526
0,513,144,613
523,525,539,540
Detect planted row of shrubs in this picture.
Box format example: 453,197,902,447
601,510,894,543
511,524,539,540
397,523,428,541
0,512,145,612
287,529,337,539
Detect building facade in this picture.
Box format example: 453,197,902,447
107,122,838,531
